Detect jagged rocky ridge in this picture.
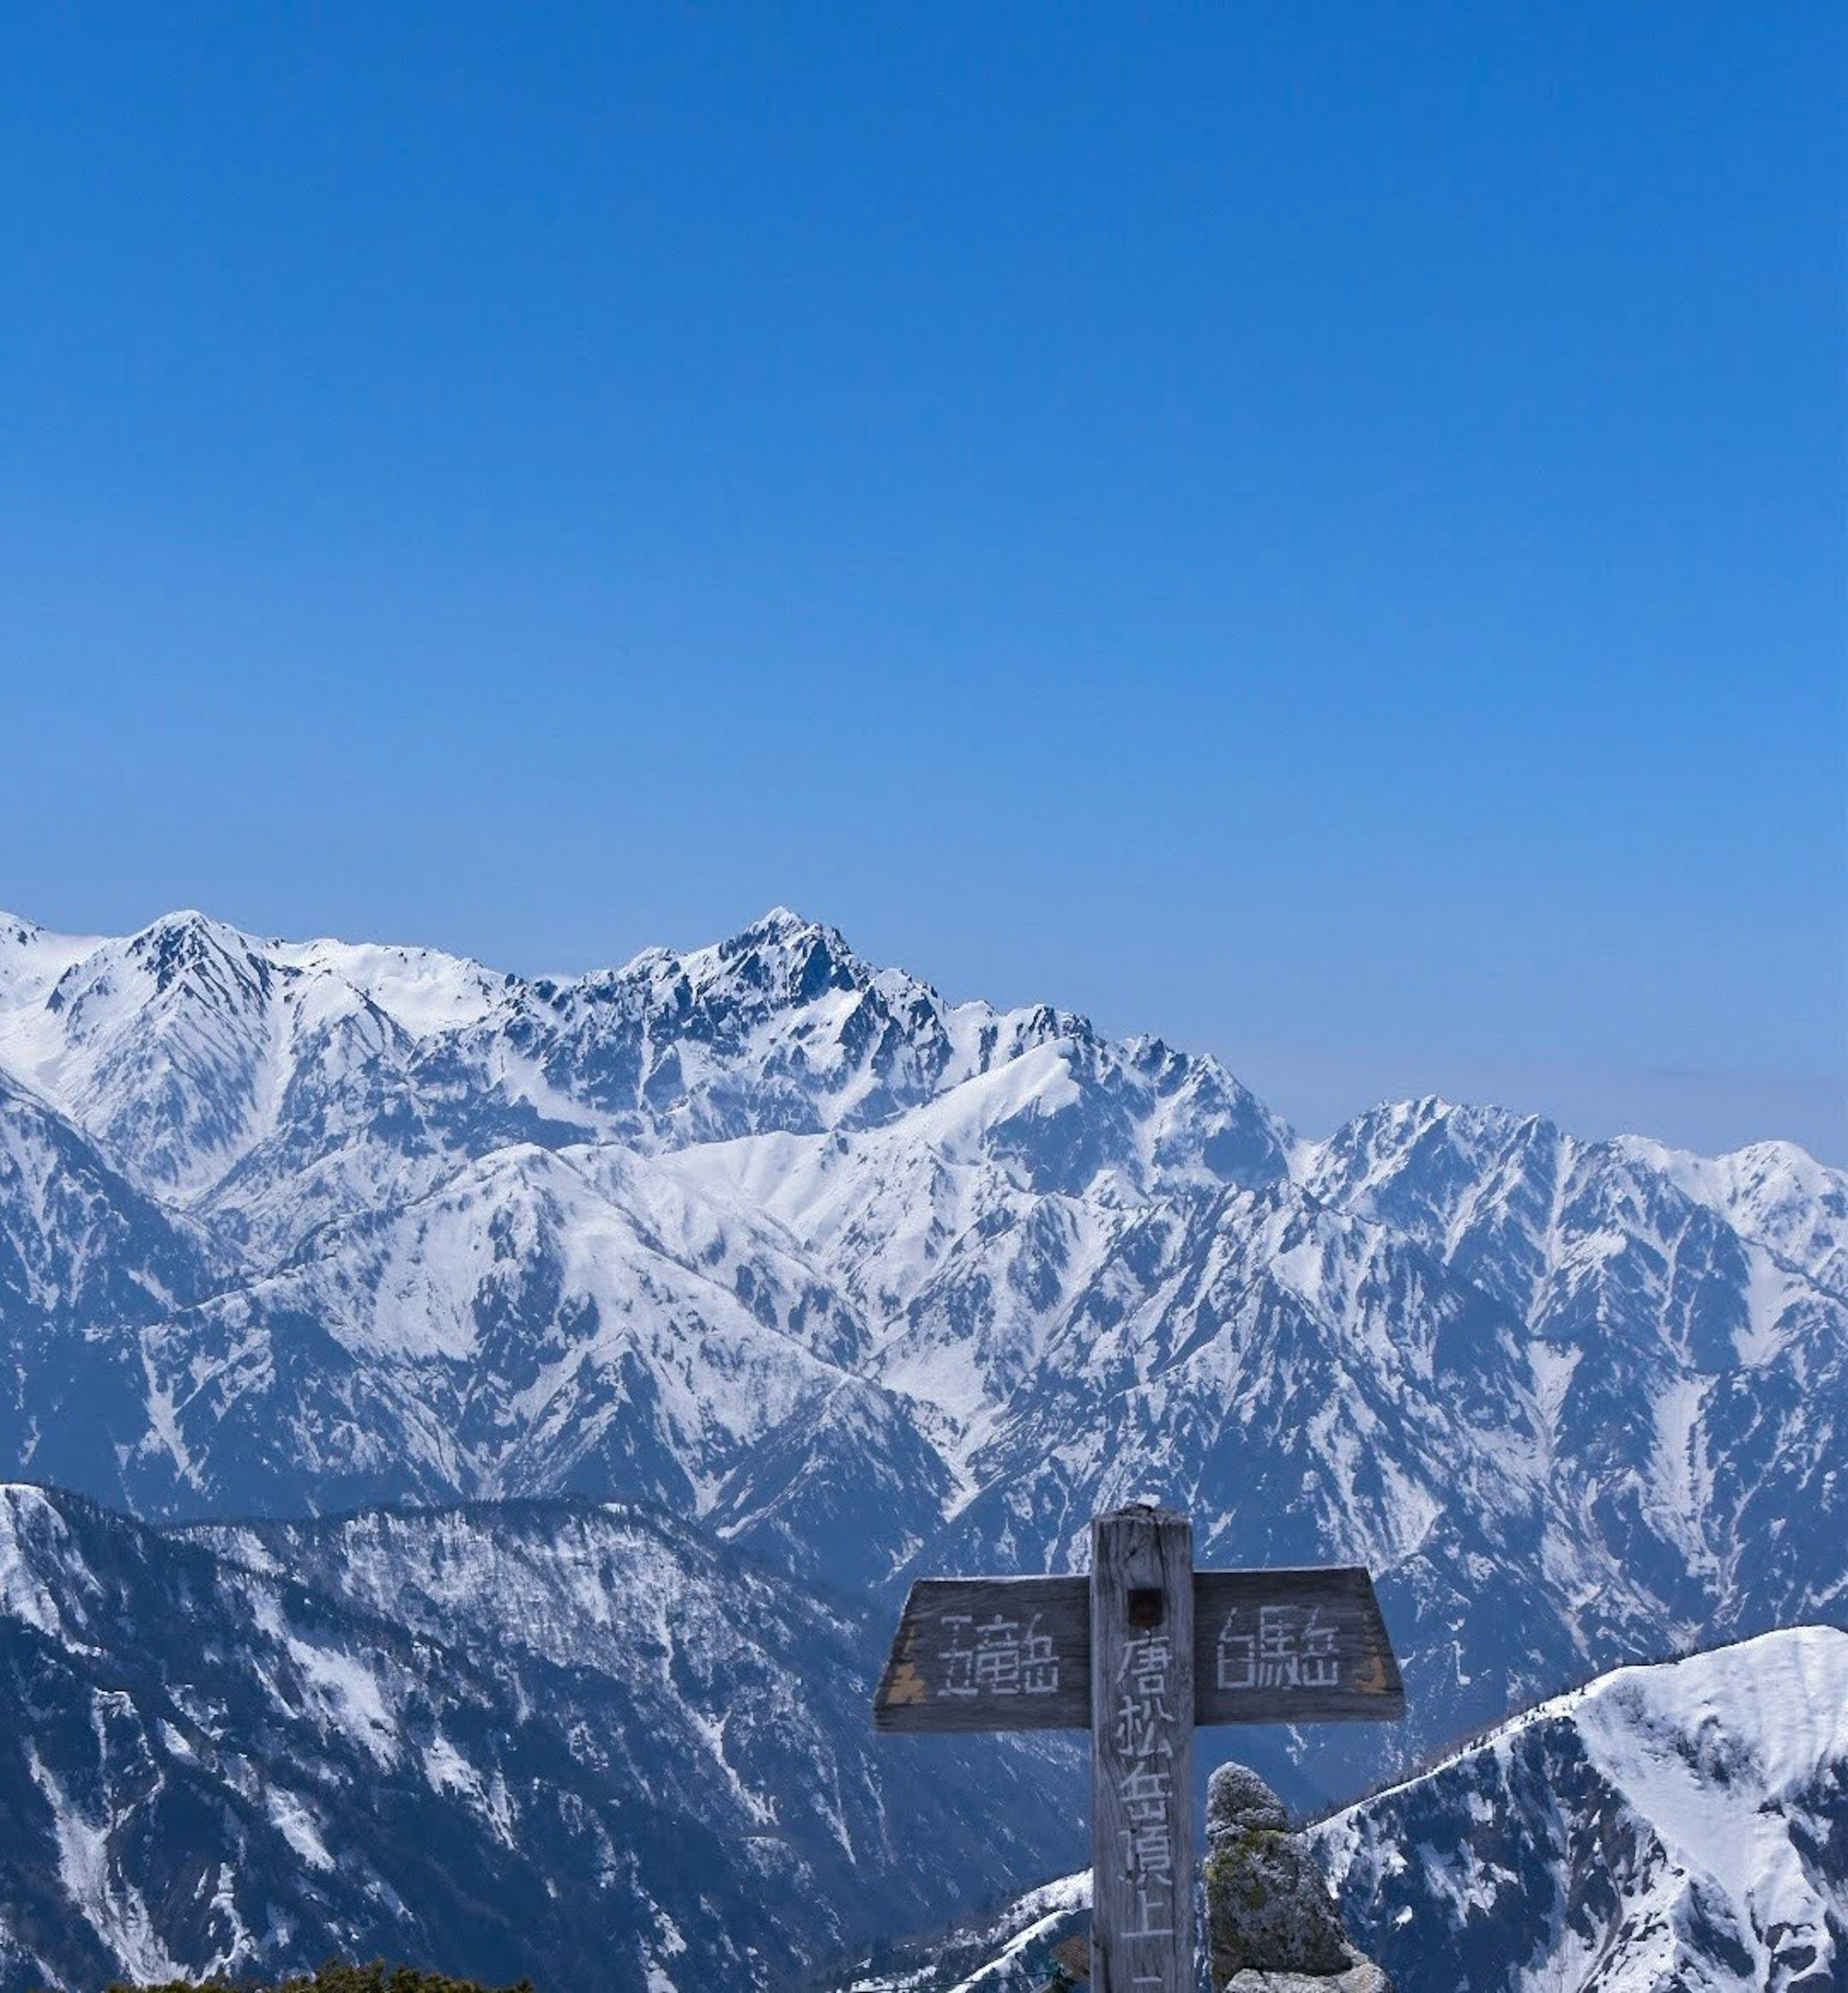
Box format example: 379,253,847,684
0,1483,1077,1993
0,906,1843,1975
831,1627,1848,1993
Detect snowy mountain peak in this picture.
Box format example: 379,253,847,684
271,932,510,1036
0,914,105,1013
31,912,288,1047
1613,1133,1848,1299
683,906,873,1005
100,908,279,1005
732,902,832,943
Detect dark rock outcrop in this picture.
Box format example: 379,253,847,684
1204,1762,1391,1993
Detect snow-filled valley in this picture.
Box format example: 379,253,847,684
0,904,1844,1989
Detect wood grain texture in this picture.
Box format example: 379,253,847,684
873,1564,1404,1733
1089,1506,1195,1993
872,1575,1090,1732
1193,1566,1405,1725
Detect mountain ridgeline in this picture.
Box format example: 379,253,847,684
0,906,1844,1986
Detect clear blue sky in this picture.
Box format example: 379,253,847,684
3,6,1843,1160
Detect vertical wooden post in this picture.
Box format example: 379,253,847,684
1090,1505,1195,1993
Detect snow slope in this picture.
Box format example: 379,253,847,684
1317,1625,1848,1992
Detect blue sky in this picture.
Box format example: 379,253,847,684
3,6,1842,1160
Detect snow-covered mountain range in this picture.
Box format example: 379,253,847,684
3,907,1841,1786
0,904,1843,1984
0,1483,1076,1993
832,1626,1848,1993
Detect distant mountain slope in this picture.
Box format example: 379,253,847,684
0,906,1843,1807
0,1071,223,1499
0,1484,1079,1993
829,1628,1848,1993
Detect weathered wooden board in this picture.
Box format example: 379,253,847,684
872,1575,1090,1732
1194,1565,1404,1724
873,1564,1403,1731
1089,1506,1195,1993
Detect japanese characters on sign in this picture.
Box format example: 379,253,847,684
873,1565,1402,1731
1113,1627,1179,1942
873,1512,1404,1993
872,1575,1090,1731
1192,1567,1404,1724
1088,1506,1196,1993
1215,1602,1342,1692
940,1610,1063,1699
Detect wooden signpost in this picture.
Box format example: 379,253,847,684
873,1505,1404,1993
